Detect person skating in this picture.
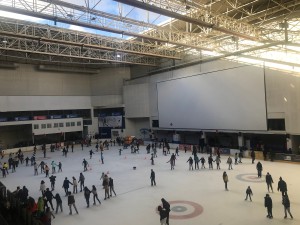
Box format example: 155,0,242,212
265,172,273,192
89,149,94,159
84,186,91,208
62,177,73,196
215,156,221,170
100,151,104,164
150,169,156,186
72,177,78,194
277,177,287,196
109,177,117,197
82,159,88,172
256,161,263,178
166,154,176,170
251,150,255,164
44,206,55,225
157,205,167,225
51,161,56,174
44,188,55,210
245,186,253,201
40,180,46,195
44,164,50,177
223,171,229,191
49,175,56,191
200,157,206,169
150,153,154,165
282,193,293,219
161,198,170,225
58,162,62,172
208,155,213,169
175,147,179,156
227,156,233,170
186,156,193,170
102,174,110,200
264,194,273,219
234,153,238,165
78,173,85,192
91,185,101,205
54,193,63,214
67,191,78,215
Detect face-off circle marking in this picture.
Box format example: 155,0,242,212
156,200,203,219
236,173,265,183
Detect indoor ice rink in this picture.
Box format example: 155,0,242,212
1,144,299,225
1,0,300,225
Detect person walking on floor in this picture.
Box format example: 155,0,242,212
256,161,263,178
264,194,273,219
109,177,117,197
223,171,229,191
161,198,170,225
150,169,156,186
278,177,288,196
54,193,63,214
282,193,293,219
158,205,167,225
91,185,101,205
245,186,253,201
67,192,78,215
84,186,91,208
266,172,274,192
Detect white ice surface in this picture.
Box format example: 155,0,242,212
1,144,299,225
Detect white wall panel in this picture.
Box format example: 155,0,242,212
0,96,91,111
157,66,267,131
124,83,150,118
0,64,91,96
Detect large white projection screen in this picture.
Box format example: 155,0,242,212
157,66,267,131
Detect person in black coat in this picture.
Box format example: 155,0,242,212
282,193,293,219
44,188,55,210
54,193,63,214
277,177,287,196
256,161,263,178
251,150,255,164
157,205,167,225
265,172,274,192
49,175,56,191
83,186,91,208
150,169,156,186
161,198,170,225
62,177,73,196
245,186,253,201
264,194,273,219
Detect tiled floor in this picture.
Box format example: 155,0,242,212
1,144,299,225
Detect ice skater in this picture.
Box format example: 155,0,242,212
266,172,274,192
264,194,273,219
150,169,156,186
245,186,253,201
256,161,263,178
223,171,229,191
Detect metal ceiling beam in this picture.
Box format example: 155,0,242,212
148,41,284,74
114,0,260,41
0,0,212,51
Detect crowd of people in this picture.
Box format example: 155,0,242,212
0,139,296,225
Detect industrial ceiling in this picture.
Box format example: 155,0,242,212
0,0,300,72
